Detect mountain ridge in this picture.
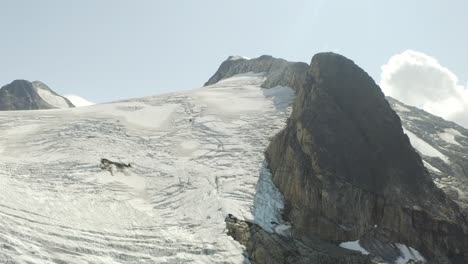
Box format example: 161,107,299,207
0,79,74,111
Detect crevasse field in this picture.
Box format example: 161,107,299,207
0,74,293,263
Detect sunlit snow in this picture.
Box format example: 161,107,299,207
0,74,294,263
36,87,71,109
404,129,449,163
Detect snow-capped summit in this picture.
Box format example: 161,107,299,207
227,55,251,61
0,79,74,110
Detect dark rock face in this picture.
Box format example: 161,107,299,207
204,55,309,91
0,80,74,111
265,53,468,262
226,218,372,264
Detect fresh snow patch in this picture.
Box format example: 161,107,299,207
253,161,290,235
214,72,266,85
395,243,426,263
404,129,449,162
36,87,71,108
262,85,295,112
423,160,441,173
438,128,463,146
64,94,94,107
393,102,411,112
339,240,370,255
92,171,147,191
228,55,250,61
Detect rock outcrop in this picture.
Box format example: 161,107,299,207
204,55,309,91
226,218,372,264
0,80,74,111
265,53,468,262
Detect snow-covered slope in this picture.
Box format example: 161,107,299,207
32,81,74,109
64,95,94,107
0,73,293,263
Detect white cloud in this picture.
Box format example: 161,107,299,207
64,95,94,107
380,50,468,128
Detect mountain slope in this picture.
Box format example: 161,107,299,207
388,97,468,215
265,53,468,262
0,80,74,111
0,73,293,263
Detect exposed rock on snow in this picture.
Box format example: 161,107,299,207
226,219,372,264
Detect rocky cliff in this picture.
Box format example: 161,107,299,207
264,53,468,263
205,55,309,91
0,80,74,111
226,218,372,264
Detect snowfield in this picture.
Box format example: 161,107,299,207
36,86,71,109
404,129,449,163
0,74,294,263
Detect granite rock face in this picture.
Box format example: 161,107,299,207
204,55,309,91
226,218,372,264
265,53,468,262
0,80,74,111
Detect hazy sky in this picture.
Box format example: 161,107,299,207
1,0,467,103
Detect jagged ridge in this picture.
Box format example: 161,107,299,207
205,55,309,91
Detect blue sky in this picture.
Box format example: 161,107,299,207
1,0,467,103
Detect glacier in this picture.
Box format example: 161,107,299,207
0,73,294,263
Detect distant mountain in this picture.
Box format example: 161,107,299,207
388,97,468,215
0,80,74,111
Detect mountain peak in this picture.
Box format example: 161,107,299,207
205,55,309,91
265,52,468,261
0,79,74,110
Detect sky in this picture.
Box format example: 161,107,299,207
1,1,467,115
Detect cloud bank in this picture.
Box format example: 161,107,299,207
380,50,468,128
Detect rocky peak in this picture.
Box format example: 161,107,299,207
0,79,74,111
204,55,309,91
265,52,468,262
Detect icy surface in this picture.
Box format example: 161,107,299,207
404,129,449,162
252,161,290,236
228,55,250,61
36,87,71,109
392,102,410,112
395,243,426,263
0,74,293,263
423,160,441,173
65,95,95,107
339,240,370,255
438,128,463,146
